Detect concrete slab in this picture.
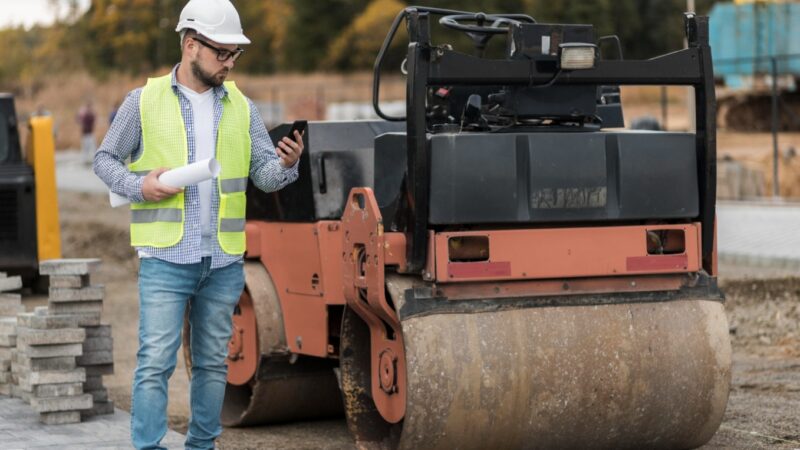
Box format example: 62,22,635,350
49,275,90,289
718,201,800,269
49,286,105,302
48,301,103,316
0,395,185,449
17,327,86,346
55,150,109,195
39,259,101,277
0,276,23,292
18,312,80,330
77,350,113,366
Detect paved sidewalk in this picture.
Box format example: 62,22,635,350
0,395,185,449
718,200,800,270
55,150,108,194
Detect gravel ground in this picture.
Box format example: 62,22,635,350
51,191,800,450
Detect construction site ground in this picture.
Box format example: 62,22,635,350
44,185,799,449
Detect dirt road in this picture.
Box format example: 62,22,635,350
53,191,800,449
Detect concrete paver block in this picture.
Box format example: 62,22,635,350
0,317,16,334
49,275,90,289
86,388,108,403
39,259,101,276
77,351,113,366
31,393,93,413
1,395,185,443
0,304,24,317
16,355,77,371
84,364,114,376
49,286,105,303
17,312,80,330
84,325,111,338
35,382,84,397
17,327,86,346
81,399,114,418
11,383,32,402
0,276,22,292
39,410,82,425
73,313,103,327
48,301,103,315
83,337,113,352
83,375,104,391
17,368,86,390
0,293,22,306
18,343,83,359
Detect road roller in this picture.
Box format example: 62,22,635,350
184,7,731,449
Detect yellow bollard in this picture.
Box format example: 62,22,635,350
25,116,62,262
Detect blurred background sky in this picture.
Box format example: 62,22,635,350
1,0,91,29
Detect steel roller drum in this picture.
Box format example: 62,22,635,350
370,279,732,450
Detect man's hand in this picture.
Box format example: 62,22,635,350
277,131,304,168
142,168,182,202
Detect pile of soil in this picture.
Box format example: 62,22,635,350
722,278,800,357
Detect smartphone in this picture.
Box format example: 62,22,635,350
286,120,307,143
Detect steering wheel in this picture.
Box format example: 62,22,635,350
439,13,535,56
439,12,534,35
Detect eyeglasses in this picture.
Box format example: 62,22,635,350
192,37,244,62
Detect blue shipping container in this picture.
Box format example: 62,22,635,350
709,2,800,88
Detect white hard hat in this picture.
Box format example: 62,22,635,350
176,0,251,45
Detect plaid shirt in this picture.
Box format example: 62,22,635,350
94,66,298,269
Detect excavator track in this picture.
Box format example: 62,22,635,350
183,261,343,427
719,90,800,131
340,274,731,450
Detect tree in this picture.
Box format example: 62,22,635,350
323,0,407,71
283,0,372,72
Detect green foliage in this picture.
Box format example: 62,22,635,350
282,0,373,72
323,0,407,71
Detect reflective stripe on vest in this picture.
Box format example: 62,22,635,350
220,177,248,193
129,73,251,254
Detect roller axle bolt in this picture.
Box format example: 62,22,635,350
379,350,398,394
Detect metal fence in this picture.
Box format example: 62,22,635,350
714,53,800,198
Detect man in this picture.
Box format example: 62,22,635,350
77,100,96,165
93,1,304,448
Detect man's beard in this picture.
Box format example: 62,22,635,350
191,60,228,88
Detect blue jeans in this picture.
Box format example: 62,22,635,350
131,257,244,450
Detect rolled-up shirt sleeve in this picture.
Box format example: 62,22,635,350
247,99,299,193
93,88,146,203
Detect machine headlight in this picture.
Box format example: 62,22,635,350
559,43,597,70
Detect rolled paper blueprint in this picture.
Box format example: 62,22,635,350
109,158,222,207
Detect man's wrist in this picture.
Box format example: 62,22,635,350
131,176,146,203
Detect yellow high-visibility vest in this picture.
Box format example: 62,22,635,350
129,74,251,255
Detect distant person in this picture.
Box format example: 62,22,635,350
92,0,303,448
77,101,96,164
108,101,120,125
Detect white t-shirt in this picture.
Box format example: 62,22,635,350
177,82,215,256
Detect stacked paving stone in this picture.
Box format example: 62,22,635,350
0,272,24,396
79,323,115,417
40,258,115,419
13,310,92,424
8,259,115,424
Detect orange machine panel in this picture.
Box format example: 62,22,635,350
253,221,344,358
434,223,702,283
